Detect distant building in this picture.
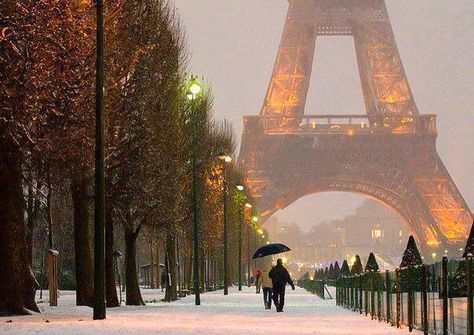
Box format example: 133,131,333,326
265,217,310,264
266,199,411,272
306,199,410,266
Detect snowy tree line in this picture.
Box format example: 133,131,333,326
0,0,260,315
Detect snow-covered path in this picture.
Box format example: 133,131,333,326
1,287,417,334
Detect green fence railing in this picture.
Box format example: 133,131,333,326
335,257,473,335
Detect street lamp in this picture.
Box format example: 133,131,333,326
218,154,232,163
235,185,245,291
218,154,232,295
252,216,259,268
187,76,203,305
187,78,202,100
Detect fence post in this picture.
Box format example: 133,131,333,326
344,276,347,308
359,274,363,314
377,272,382,321
351,276,354,310
47,249,59,307
365,273,369,316
346,277,349,307
408,266,413,332
338,279,341,306
340,278,343,305
340,278,343,306
347,277,350,307
339,279,342,305
422,264,428,335
386,270,391,324
345,277,349,307
467,255,473,335
371,271,375,320
442,256,448,335
322,279,325,300
396,268,401,328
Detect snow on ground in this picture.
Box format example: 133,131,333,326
1,287,419,334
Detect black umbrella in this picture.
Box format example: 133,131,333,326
252,243,291,259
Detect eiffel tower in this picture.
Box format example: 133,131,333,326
239,0,472,253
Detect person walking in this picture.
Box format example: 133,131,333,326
255,269,262,293
269,258,295,312
260,264,273,309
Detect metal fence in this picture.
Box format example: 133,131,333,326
300,257,474,335
299,279,328,299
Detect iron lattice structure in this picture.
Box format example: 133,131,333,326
239,0,472,253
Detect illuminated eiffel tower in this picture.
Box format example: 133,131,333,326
239,0,472,253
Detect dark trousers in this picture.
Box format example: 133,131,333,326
263,287,272,308
272,284,286,311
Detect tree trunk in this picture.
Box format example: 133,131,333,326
105,208,119,307
148,228,155,289
124,226,144,305
187,246,192,292
26,183,34,266
164,233,178,301
70,178,94,307
0,138,39,315
46,176,53,249
199,247,205,291
176,236,181,296
155,236,161,290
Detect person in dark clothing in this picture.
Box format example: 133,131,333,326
268,259,295,312
160,271,166,292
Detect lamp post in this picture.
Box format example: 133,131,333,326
244,202,252,287
236,185,244,291
93,0,106,320
218,154,232,295
252,216,258,268
187,77,203,305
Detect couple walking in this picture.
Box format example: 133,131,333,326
258,259,295,312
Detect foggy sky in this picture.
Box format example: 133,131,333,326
174,0,474,231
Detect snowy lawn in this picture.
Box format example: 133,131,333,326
1,287,420,334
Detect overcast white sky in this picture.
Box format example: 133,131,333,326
174,0,474,231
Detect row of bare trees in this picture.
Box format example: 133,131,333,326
0,0,262,316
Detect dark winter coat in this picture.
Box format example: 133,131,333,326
269,264,295,288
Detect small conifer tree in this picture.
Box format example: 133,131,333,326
450,221,474,297
400,235,423,268
328,263,334,279
351,255,363,275
341,260,350,276
462,221,474,258
365,252,380,272
334,261,341,279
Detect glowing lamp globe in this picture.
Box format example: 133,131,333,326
187,78,202,100
189,82,201,95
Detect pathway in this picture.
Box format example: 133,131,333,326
1,287,418,334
